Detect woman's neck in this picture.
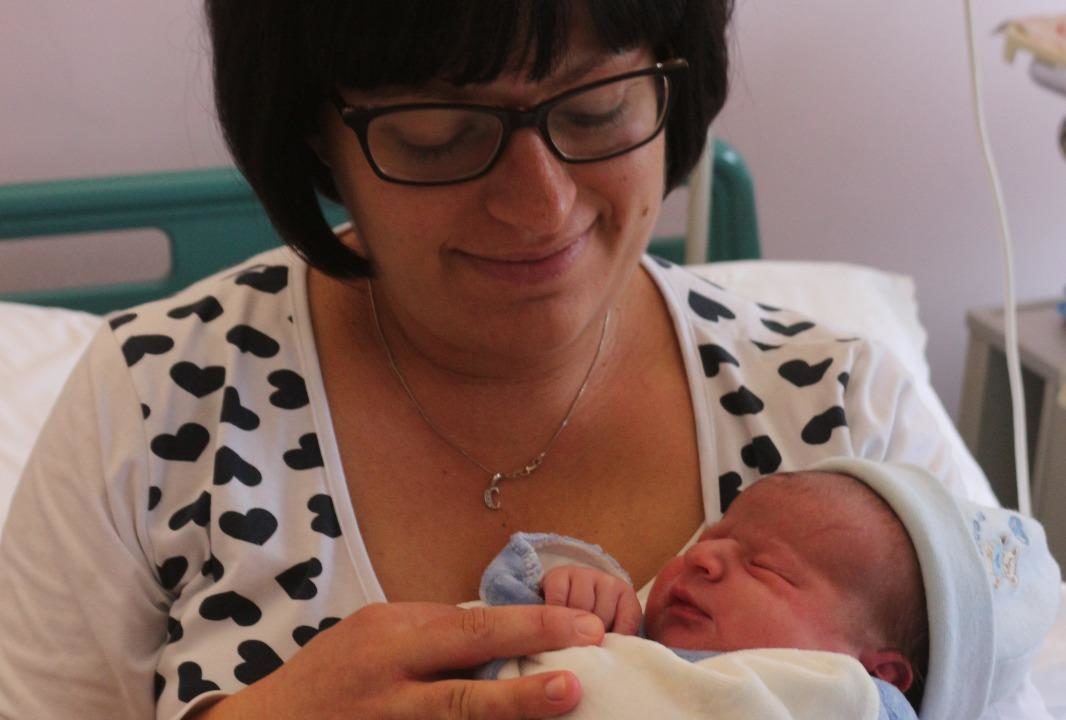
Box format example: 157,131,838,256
306,265,647,467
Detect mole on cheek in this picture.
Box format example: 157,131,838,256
641,206,650,218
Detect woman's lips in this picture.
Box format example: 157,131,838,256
457,233,586,285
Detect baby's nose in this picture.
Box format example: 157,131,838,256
683,538,739,580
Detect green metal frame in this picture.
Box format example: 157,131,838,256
0,140,758,314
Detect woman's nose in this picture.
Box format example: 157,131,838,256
683,539,738,581
483,128,576,237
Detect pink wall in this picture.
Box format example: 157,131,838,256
2,0,1064,419
712,0,1066,418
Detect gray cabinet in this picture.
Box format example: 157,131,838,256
958,301,1066,564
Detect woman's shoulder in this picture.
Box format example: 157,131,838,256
98,245,315,461
105,246,302,347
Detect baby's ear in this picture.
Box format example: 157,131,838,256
858,649,914,693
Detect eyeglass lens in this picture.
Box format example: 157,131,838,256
365,73,668,183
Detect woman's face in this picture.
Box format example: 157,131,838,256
317,28,666,364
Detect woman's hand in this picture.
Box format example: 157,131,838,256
189,601,605,720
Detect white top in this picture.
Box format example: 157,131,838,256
0,248,980,719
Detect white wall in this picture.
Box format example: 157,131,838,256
2,0,1064,419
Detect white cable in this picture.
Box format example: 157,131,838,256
962,0,1032,516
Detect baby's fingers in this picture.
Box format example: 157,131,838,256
413,672,581,720
542,571,575,609
612,589,643,636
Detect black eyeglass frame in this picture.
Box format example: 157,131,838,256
331,58,690,187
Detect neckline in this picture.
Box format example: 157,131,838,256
286,246,388,602
289,250,718,604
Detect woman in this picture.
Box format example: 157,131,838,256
0,1,984,718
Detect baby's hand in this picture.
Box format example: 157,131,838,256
542,566,642,635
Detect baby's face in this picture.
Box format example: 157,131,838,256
643,477,878,654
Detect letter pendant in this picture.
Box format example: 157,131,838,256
483,473,503,510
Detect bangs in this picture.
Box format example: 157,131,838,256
297,0,687,94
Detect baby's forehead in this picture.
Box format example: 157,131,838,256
729,471,872,512
719,472,885,539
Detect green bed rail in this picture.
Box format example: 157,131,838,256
0,139,758,314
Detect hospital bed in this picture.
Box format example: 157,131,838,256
0,141,1063,715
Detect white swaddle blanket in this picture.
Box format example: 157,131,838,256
494,635,884,720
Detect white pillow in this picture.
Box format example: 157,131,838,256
0,302,101,524
688,260,930,383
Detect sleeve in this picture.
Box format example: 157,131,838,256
0,327,170,720
844,339,999,505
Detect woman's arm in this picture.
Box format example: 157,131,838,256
0,330,169,718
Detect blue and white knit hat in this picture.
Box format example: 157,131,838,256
813,458,1061,720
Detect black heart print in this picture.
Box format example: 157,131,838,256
176,662,220,702
168,491,212,531
687,291,736,323
202,554,225,582
109,312,137,330
740,435,782,474
308,495,342,538
151,423,210,462
720,386,765,416
284,433,323,470
148,486,162,511
122,334,174,366
293,617,342,647
761,319,815,337
698,344,740,378
199,591,262,627
170,362,226,398
234,640,284,685
275,558,323,600
268,370,309,409
236,265,289,294
168,295,224,323
778,358,832,388
219,509,278,545
220,386,260,430
167,617,184,644
226,325,280,358
718,472,743,514
214,446,262,487
801,407,848,445
157,556,189,591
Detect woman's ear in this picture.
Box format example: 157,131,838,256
858,649,914,693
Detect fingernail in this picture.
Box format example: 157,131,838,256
573,614,602,639
545,674,569,701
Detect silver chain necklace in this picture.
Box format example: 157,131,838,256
367,282,610,510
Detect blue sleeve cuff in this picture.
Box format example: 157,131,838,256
479,532,631,606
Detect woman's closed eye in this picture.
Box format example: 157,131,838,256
556,101,629,131
393,125,486,160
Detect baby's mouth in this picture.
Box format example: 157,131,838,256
667,585,712,621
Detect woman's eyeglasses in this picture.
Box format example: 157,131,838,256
332,58,689,186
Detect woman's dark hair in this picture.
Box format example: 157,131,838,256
206,0,734,278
